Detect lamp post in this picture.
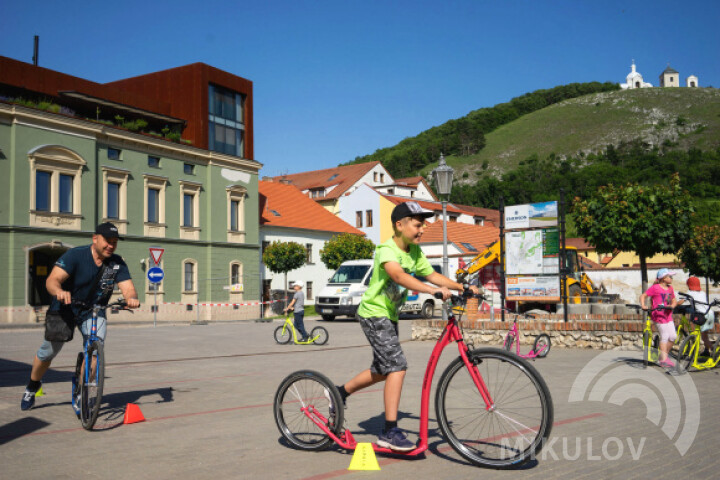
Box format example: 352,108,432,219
432,154,454,322
432,153,454,278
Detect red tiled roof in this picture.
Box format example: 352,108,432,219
450,203,501,225
393,176,425,186
390,176,439,201
419,221,500,254
600,256,614,264
579,256,603,270
382,195,467,215
271,161,383,200
566,237,593,250
259,181,364,235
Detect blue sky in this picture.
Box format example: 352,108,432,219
2,1,718,177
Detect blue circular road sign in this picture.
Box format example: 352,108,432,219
147,266,165,284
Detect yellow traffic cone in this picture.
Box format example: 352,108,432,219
348,442,380,471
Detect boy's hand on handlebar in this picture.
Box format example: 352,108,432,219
126,298,140,309
432,287,453,301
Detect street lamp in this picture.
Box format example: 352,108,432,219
432,153,454,279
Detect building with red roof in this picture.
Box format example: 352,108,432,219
259,180,364,306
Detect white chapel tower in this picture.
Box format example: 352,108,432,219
621,61,652,89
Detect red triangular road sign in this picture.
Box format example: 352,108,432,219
149,247,164,266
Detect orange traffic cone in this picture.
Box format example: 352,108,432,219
123,403,146,424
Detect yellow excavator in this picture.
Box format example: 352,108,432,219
456,240,605,305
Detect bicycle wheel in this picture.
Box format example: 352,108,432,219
80,341,104,430
435,348,553,468
274,370,344,451
676,335,697,374
310,326,328,345
502,334,514,352
642,331,650,368
533,334,551,358
651,334,661,363
712,335,720,364
274,325,292,344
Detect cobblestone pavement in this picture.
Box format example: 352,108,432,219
1,318,719,479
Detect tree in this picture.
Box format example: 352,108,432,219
679,225,720,285
573,173,694,290
262,241,307,309
320,233,375,271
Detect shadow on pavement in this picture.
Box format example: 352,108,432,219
0,357,74,388
0,417,51,445
93,387,175,430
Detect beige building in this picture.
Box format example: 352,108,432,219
659,65,680,87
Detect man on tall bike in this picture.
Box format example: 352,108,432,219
21,222,140,411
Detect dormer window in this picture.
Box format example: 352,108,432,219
310,188,325,199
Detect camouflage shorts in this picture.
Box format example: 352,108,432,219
357,315,407,375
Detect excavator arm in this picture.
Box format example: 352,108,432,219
456,240,501,283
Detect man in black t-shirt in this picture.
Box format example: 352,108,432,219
21,223,140,411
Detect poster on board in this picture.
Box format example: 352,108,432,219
506,276,561,302
504,201,558,230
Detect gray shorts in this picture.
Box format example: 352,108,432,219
357,315,407,375
37,310,107,362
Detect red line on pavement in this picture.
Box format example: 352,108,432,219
295,412,607,480
3,388,383,440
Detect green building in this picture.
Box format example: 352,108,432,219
0,57,262,323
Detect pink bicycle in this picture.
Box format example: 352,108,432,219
273,290,554,468
502,311,551,359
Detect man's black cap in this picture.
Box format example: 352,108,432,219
95,222,122,240
391,201,434,224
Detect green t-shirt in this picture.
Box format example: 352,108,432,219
357,238,434,322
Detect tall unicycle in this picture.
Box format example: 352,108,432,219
80,340,105,430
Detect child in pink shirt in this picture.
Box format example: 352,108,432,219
639,268,678,367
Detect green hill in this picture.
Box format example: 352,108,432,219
440,87,720,183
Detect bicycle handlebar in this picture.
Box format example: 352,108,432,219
677,292,720,312
625,303,673,313
71,298,135,313
433,288,479,304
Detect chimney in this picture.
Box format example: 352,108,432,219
32,35,39,66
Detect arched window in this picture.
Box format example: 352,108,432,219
28,145,86,230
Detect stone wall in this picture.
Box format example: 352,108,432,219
411,312,719,351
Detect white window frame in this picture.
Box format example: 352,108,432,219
226,185,247,243
179,180,202,240
143,174,168,237
28,145,85,230
102,166,130,234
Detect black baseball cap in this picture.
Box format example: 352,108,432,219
95,222,122,240
391,201,434,224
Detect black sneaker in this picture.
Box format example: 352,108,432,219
700,349,711,357
377,427,415,452
21,386,39,411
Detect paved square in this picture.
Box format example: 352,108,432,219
1,318,719,479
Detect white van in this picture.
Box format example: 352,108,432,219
399,264,443,318
315,259,442,321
